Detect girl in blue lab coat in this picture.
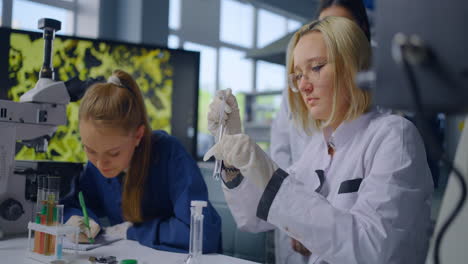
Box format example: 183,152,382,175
61,69,221,253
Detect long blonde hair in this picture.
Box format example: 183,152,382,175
79,69,152,223
287,16,371,134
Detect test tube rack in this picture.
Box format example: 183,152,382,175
27,222,80,263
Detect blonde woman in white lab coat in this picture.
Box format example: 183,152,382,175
204,16,433,264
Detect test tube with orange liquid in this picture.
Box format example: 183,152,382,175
45,176,60,256
33,176,46,254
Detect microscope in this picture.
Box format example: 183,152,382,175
0,18,100,239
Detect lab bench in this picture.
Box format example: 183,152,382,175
0,236,258,264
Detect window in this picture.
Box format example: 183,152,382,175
255,61,285,127
184,42,218,157
253,94,282,127
12,0,74,35
219,47,252,131
169,0,180,30
288,19,302,32
184,42,217,133
0,1,3,26
219,47,252,93
184,42,217,94
168,0,307,159
168,34,180,49
257,9,287,48
256,61,285,92
220,0,254,48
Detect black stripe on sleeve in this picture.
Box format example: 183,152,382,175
222,173,244,189
256,168,289,221
338,178,363,194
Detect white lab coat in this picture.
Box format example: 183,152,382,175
223,110,434,264
270,89,312,264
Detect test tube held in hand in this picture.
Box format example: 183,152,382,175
212,95,227,181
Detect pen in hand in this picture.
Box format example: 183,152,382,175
78,191,94,244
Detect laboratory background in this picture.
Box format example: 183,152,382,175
0,0,467,264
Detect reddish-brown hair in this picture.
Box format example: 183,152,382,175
79,69,151,223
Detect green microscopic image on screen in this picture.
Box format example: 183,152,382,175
6,31,174,163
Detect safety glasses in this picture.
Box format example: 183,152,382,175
288,61,328,92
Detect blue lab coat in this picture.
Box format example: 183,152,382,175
61,130,222,253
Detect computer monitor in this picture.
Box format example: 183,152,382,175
0,27,200,161
374,0,468,114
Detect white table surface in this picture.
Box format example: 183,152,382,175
0,236,258,264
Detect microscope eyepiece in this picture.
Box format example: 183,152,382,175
38,18,61,80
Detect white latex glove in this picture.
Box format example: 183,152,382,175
104,221,133,240
204,134,279,190
65,215,100,243
207,88,242,137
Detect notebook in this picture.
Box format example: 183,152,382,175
62,235,122,251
